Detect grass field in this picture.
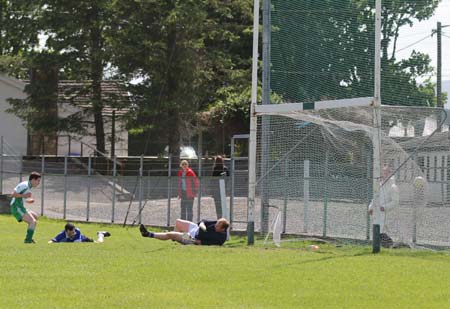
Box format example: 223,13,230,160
1,215,450,308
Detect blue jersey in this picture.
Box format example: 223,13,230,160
51,228,90,243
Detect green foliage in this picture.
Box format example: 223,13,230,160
109,0,253,155
0,55,28,79
270,0,439,107
0,1,445,155
6,52,84,134
0,1,40,55
2,216,450,307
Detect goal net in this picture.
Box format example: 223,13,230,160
250,0,450,247
255,103,448,246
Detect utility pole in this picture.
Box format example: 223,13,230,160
437,22,442,108
436,22,450,108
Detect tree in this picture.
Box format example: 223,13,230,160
109,0,254,156
0,1,40,78
269,0,439,110
7,52,85,154
38,0,115,154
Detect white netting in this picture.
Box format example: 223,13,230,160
256,104,450,247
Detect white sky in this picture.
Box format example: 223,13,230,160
395,0,450,82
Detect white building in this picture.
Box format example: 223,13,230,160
0,74,129,156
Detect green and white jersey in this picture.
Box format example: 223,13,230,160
10,181,31,206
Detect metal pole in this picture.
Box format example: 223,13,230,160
111,110,116,157
167,154,172,227
373,224,381,253
247,0,261,245
366,149,372,240
138,155,143,224
372,0,382,253
40,155,45,216
283,157,288,233
63,156,68,219
19,156,23,182
260,0,271,236
230,137,235,226
68,135,71,156
437,22,442,108
86,155,92,221
111,155,117,223
322,152,329,237
0,136,3,194
303,160,310,233
197,131,203,221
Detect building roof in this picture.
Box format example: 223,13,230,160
396,131,450,152
58,80,130,116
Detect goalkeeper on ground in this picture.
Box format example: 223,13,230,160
48,222,95,243
368,166,399,246
139,218,229,246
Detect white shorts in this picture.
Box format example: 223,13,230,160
187,222,200,239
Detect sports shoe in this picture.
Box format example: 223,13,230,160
139,224,150,237
97,231,111,237
24,239,36,244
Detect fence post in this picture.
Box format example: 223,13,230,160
63,156,68,219
303,160,310,233
322,151,329,237
138,155,143,224
86,155,92,221
111,156,117,223
373,224,381,253
283,157,288,233
197,156,202,222
40,155,45,216
366,150,372,240
19,156,23,182
167,155,172,227
0,136,3,194
230,137,234,225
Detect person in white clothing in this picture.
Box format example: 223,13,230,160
368,166,399,247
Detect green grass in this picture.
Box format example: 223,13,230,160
1,215,450,308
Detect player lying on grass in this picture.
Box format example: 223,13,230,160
139,218,229,246
10,172,41,244
48,222,110,243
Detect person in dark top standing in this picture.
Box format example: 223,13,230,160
139,218,229,246
212,156,229,219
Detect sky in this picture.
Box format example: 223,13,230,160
394,0,450,106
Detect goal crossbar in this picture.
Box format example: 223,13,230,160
255,97,373,115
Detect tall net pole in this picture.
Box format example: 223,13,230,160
248,0,260,245
372,0,382,253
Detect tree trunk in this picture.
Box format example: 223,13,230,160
89,3,105,155
166,21,180,160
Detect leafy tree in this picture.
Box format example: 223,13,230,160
110,0,254,156
269,0,440,108
0,1,40,78
37,0,115,154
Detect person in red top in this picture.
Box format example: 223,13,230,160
177,160,199,221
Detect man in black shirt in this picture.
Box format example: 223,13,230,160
139,218,229,246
